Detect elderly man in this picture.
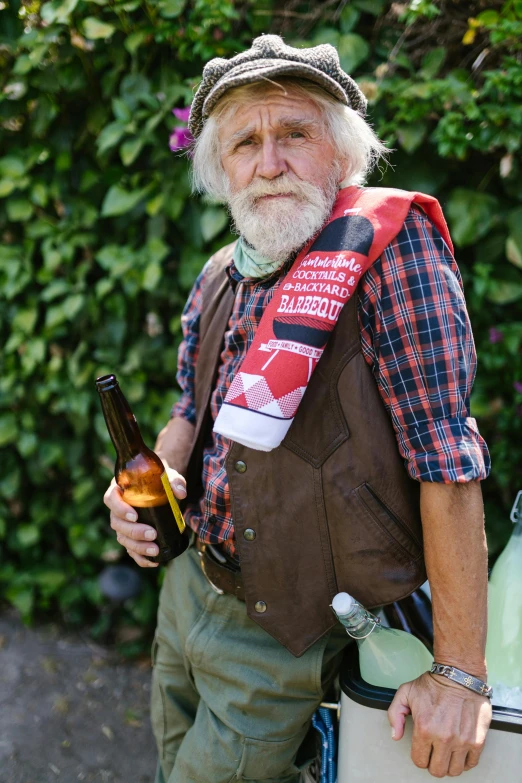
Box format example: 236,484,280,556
105,35,492,783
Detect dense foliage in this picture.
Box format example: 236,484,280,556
1,0,521,647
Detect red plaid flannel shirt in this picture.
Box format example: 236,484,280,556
172,209,490,558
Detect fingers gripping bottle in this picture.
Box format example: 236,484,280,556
332,592,433,689
96,374,189,564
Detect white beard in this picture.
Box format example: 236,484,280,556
226,170,340,264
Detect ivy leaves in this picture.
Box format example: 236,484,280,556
0,0,240,636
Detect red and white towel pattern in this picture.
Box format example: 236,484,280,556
213,186,452,451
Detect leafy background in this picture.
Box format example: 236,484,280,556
1,0,521,651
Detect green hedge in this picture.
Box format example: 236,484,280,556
0,0,521,647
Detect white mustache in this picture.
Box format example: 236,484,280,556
237,176,318,206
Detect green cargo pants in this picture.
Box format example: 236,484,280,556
150,544,350,783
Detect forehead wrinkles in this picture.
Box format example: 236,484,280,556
218,89,324,132
222,115,323,152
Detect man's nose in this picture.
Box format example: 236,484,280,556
255,138,288,180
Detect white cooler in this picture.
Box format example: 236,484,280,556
338,647,522,783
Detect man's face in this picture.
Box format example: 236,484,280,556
217,90,341,262
219,91,337,195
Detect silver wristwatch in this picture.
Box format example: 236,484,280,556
430,663,493,700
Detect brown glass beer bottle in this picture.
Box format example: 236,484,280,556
96,374,188,564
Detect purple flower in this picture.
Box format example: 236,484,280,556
172,106,191,123
514,381,522,395
169,126,193,151
169,104,193,152
489,327,503,344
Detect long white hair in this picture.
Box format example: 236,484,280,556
191,78,388,201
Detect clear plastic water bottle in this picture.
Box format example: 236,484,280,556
332,592,433,689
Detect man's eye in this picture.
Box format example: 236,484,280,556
237,139,253,148
288,131,305,139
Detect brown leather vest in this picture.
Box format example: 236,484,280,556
185,242,426,657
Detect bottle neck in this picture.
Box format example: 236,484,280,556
335,601,380,640
97,383,146,462
508,521,522,548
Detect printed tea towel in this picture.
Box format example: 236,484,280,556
214,186,452,451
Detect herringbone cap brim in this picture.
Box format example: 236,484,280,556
189,34,367,138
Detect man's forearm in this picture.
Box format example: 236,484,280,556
154,416,196,477
420,480,488,679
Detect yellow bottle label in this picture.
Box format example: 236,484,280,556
161,472,186,534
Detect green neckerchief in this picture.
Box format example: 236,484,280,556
233,236,284,279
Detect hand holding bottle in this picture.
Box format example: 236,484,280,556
97,374,189,566
104,463,188,568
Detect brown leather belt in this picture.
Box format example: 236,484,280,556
195,538,245,602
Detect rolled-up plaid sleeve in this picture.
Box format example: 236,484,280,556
359,208,491,483
170,264,207,425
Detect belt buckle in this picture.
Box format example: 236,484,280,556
197,545,225,596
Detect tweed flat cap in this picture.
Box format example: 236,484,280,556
189,34,368,138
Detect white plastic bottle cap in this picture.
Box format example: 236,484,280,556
332,592,355,616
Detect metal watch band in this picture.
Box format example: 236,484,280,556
430,663,493,700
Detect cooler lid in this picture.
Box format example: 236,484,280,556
340,645,522,734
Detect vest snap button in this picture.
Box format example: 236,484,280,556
243,528,256,541
255,600,267,613
234,460,247,474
